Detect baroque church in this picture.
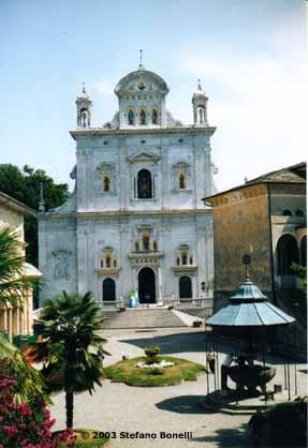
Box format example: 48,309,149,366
39,61,217,305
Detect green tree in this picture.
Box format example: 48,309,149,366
35,291,108,429
0,164,69,266
0,224,45,401
291,262,307,287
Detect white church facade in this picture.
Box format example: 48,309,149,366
39,63,217,305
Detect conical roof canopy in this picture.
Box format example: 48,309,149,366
207,277,295,327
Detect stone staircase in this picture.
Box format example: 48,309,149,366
102,308,190,329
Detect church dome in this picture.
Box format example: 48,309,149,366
115,68,169,97
192,80,207,101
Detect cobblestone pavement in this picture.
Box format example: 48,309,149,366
51,326,307,448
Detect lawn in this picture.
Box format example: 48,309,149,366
104,356,206,387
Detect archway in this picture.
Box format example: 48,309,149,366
137,169,152,198
103,278,116,301
138,267,155,304
179,276,192,298
277,234,299,275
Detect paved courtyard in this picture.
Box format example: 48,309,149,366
51,325,307,448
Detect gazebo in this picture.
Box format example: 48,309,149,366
205,261,296,401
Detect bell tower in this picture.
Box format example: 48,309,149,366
76,83,92,128
192,80,208,126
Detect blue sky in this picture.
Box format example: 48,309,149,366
0,0,307,192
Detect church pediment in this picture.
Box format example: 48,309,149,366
127,151,160,164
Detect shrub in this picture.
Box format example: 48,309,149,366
0,374,73,447
192,320,202,327
144,346,160,364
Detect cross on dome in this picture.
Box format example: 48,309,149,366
138,48,144,70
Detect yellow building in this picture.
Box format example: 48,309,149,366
0,191,42,339
203,163,306,308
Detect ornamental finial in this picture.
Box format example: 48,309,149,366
197,79,202,90
242,254,251,282
138,49,144,70
38,182,45,213
82,82,86,94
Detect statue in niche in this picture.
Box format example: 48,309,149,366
54,254,70,280
152,108,158,124
103,176,110,192
140,109,146,125
179,173,186,189
143,234,150,251
128,109,134,125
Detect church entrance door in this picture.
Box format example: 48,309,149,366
179,276,192,298
138,267,156,304
103,278,116,301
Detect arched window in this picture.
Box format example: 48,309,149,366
277,234,299,275
153,241,157,251
177,245,192,267
135,241,139,252
179,173,186,189
283,209,292,216
137,169,152,199
103,175,110,192
128,108,135,125
103,278,116,301
197,106,205,124
100,247,117,270
152,108,158,124
301,236,307,267
140,108,146,125
80,108,89,128
179,276,192,299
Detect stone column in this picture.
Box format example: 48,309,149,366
158,266,162,303
8,308,13,340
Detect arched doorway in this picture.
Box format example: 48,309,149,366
137,169,152,198
138,267,155,304
103,278,116,301
277,234,299,275
179,276,192,298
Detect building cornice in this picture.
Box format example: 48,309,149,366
70,125,216,140
0,192,37,217
40,208,212,220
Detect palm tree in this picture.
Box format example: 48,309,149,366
0,224,39,306
35,291,108,429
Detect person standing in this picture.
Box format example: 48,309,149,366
221,353,235,390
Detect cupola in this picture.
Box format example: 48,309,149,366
192,80,208,126
76,83,92,128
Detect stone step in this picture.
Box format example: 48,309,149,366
102,309,189,329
